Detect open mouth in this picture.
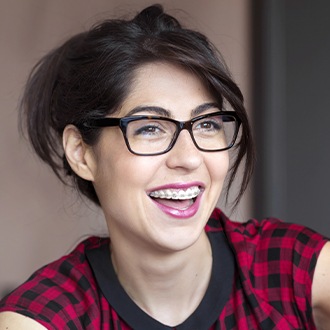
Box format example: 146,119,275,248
148,186,201,210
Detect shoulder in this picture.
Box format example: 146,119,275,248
312,241,330,328
209,208,327,254
0,236,109,328
209,208,328,287
0,312,47,330
209,208,329,326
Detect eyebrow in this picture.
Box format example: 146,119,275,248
125,102,220,118
126,106,170,117
191,102,220,117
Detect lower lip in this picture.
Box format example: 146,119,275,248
150,193,202,219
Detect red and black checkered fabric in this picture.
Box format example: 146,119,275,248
0,208,327,329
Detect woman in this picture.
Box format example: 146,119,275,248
0,4,329,329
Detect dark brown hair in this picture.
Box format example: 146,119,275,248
20,4,255,207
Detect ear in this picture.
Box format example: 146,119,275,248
62,125,96,182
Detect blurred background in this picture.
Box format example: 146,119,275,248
0,0,329,298
252,0,330,233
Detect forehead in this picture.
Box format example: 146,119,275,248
117,62,216,118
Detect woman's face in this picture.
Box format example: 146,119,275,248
89,63,229,253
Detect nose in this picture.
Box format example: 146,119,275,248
165,130,203,171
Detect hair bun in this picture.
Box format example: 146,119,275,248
133,4,181,32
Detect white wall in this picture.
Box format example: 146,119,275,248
0,0,252,297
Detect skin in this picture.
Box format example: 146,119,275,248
0,312,47,329
1,62,330,328
312,241,330,329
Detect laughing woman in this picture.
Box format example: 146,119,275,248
0,4,329,330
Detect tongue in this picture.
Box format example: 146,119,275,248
154,198,193,210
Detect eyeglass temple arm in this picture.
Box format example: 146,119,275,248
82,117,121,128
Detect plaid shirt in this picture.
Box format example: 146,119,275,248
0,208,327,329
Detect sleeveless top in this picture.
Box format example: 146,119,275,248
0,208,328,329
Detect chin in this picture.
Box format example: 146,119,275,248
152,225,206,253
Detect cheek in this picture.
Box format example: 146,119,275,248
93,150,160,202
207,152,230,184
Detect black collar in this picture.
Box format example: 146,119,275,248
86,231,234,330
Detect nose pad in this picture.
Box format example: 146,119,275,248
165,130,203,170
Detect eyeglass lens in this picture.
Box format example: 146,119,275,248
125,114,237,154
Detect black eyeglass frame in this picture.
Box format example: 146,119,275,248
83,111,241,156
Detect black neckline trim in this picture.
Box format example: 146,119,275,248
86,231,234,330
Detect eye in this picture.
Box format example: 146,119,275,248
134,124,164,136
200,121,219,130
195,119,222,132
127,118,176,142
129,119,171,139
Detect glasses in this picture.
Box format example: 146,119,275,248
83,111,241,156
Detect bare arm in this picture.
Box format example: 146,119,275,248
0,312,47,330
312,241,330,329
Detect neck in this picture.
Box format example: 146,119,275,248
110,231,212,326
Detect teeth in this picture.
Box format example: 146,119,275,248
149,186,201,200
